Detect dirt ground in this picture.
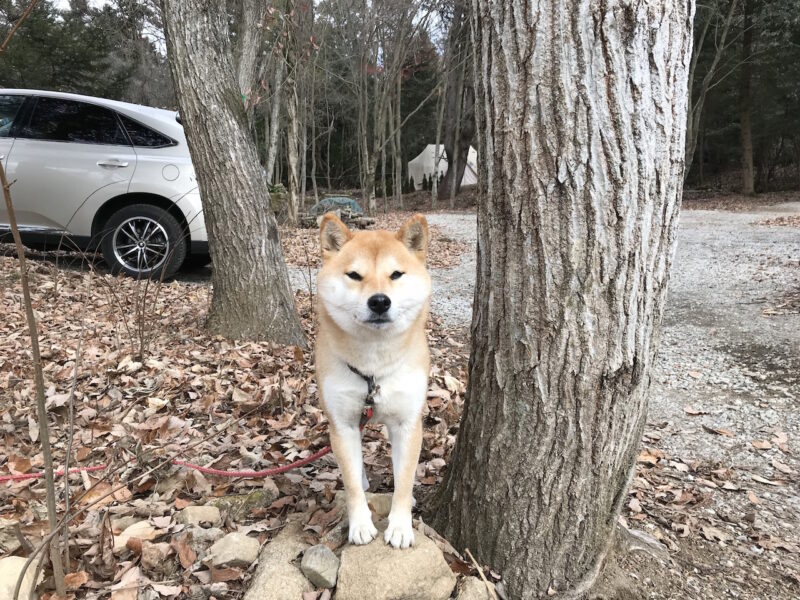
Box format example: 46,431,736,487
227,197,800,598
0,195,797,599
425,199,800,599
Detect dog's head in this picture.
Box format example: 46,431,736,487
317,213,431,336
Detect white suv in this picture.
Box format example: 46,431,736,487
0,90,208,278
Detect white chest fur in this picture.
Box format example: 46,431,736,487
321,361,427,430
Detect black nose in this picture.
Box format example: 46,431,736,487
367,293,391,314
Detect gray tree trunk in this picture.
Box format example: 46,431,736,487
431,2,694,599
162,0,305,345
394,72,403,209
265,57,285,184
235,0,267,126
440,0,475,201
739,0,755,195
286,72,301,225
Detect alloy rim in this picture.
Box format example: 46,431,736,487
112,217,170,273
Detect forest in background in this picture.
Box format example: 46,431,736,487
2,0,800,198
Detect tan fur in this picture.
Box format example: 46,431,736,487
315,213,431,547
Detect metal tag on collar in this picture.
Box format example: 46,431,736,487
364,375,379,406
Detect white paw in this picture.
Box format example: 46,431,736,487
384,514,415,549
348,511,378,545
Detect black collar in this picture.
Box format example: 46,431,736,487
347,364,379,406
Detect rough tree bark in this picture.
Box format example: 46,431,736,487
162,0,305,344
739,0,755,194
440,0,475,200
235,0,268,127
285,4,301,225
393,71,403,208
265,57,286,184
431,1,694,599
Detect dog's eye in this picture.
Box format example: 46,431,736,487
390,271,404,280
346,271,362,281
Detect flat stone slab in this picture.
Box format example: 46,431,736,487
334,521,456,600
243,518,313,600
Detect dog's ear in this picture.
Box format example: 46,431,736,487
396,214,429,262
320,212,352,256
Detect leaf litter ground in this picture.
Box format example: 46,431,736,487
1,199,799,599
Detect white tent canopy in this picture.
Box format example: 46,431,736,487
407,144,477,191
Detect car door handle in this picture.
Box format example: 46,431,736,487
0,155,4,160
97,159,129,168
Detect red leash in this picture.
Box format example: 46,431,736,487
0,407,373,485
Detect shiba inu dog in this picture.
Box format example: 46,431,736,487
315,213,431,549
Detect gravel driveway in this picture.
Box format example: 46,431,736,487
423,206,800,456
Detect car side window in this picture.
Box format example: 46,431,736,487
0,95,25,138
119,115,175,148
19,97,129,145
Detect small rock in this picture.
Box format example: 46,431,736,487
177,505,222,528
206,582,229,597
335,521,456,600
319,521,349,550
208,532,260,568
0,556,42,600
141,541,176,577
456,576,495,600
300,544,340,588
111,514,141,533
209,483,280,520
0,518,21,554
188,526,226,545
243,519,313,600
114,520,158,553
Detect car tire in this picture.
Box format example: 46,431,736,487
100,204,187,279
182,253,212,269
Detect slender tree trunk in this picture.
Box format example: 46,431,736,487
326,116,333,190
310,55,319,203
448,59,465,206
394,72,403,209
365,75,384,215
265,57,285,184
162,0,305,344
740,0,755,195
382,101,389,200
263,96,271,167
440,0,475,202
300,98,308,211
685,0,738,177
286,75,301,225
432,80,448,209
431,2,694,599
699,124,705,186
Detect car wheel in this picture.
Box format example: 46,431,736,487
182,253,211,269
100,204,187,279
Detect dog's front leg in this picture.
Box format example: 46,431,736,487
385,418,422,548
329,421,377,545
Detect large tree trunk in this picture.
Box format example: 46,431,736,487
739,0,755,195
431,1,694,598
162,0,305,345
